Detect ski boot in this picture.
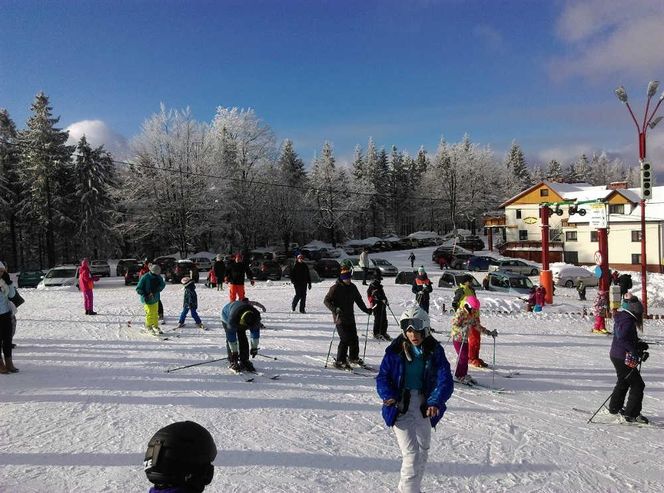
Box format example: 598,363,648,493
333,360,352,371
176,322,185,329
241,360,256,373
228,353,241,373
196,323,205,330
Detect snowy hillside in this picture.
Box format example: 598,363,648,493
2,247,663,492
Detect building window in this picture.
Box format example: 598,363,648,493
590,231,598,242
564,251,578,264
518,230,528,240
631,231,642,242
540,189,549,197
632,254,641,265
609,204,624,214
565,231,577,241
516,209,522,219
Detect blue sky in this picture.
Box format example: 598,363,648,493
2,0,664,169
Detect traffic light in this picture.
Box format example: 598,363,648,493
640,160,652,200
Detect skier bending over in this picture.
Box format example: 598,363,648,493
324,266,373,369
376,306,454,493
221,299,262,373
450,296,496,384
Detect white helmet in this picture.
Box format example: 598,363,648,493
399,306,431,337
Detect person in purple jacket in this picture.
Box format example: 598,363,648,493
608,293,650,424
144,420,217,493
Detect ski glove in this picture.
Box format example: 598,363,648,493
250,347,259,358
250,279,255,286
488,329,498,338
335,308,343,317
308,283,312,290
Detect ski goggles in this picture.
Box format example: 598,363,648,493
400,318,426,333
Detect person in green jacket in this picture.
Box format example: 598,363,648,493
136,264,166,335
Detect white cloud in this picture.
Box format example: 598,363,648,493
65,120,129,160
549,1,664,81
536,144,595,164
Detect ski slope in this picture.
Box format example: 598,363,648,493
2,247,663,492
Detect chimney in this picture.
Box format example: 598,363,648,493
607,181,628,190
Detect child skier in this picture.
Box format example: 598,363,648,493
592,290,609,334
412,266,433,313
177,277,204,329
376,306,454,493
450,295,497,383
367,269,391,341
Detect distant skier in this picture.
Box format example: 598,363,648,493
408,252,416,268
592,290,609,334
225,253,255,302
376,306,454,493
359,247,371,285
576,280,587,301
367,269,391,341
78,258,99,315
412,266,433,313
324,266,373,369
212,254,226,291
291,254,312,313
177,277,204,329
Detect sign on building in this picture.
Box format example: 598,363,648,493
589,203,607,229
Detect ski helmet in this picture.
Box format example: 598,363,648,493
464,295,480,311
144,421,217,492
240,309,258,328
399,306,431,337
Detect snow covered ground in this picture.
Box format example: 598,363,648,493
2,247,664,492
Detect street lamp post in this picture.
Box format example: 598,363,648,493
615,81,664,316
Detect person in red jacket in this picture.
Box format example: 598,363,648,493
79,258,99,315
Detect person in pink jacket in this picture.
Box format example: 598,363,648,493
79,259,99,315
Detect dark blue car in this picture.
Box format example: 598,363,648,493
466,256,500,271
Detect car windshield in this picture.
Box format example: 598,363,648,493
510,277,534,289
373,259,391,266
46,268,76,278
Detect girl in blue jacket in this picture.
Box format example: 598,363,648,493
376,306,454,493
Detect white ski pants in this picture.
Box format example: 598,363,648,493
393,392,432,493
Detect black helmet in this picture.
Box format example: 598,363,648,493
144,421,217,492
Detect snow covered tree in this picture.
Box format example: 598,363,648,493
504,140,532,192
17,92,74,267
574,154,592,183
0,109,21,268
307,142,351,246
545,159,564,182
210,107,276,249
124,105,213,257
72,136,118,258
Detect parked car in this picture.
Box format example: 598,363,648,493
553,266,598,288
188,256,212,272
17,270,45,288
38,265,79,288
164,260,199,283
455,235,485,251
116,258,140,277
153,256,178,273
432,245,468,263
488,259,540,276
314,259,341,278
347,258,375,281
395,271,416,285
466,256,500,271
249,260,282,281
485,271,534,295
371,258,399,277
449,253,475,270
123,261,144,285
89,260,111,277
437,270,483,290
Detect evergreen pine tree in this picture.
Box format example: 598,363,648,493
504,140,532,191
274,139,307,253
0,109,21,268
17,92,74,266
545,159,563,182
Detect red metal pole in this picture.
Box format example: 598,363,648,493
540,204,553,304
598,228,609,293
639,132,648,316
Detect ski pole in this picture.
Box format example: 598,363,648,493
362,310,372,361
324,324,336,368
587,364,639,423
165,356,229,373
387,304,400,326
492,334,497,387
256,352,278,360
